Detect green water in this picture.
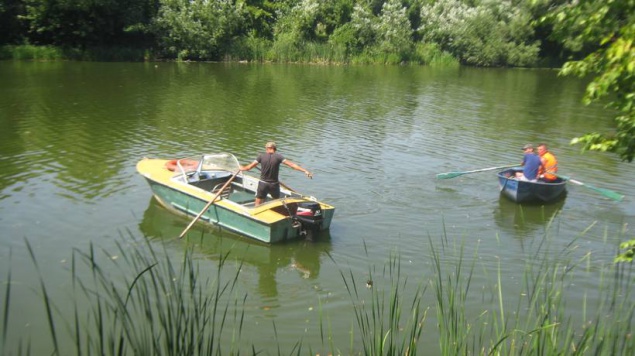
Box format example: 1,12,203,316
0,61,633,354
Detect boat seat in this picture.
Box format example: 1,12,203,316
228,190,256,204
211,182,232,199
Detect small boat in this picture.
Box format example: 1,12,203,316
496,168,567,203
136,153,335,243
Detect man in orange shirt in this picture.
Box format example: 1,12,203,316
537,143,558,182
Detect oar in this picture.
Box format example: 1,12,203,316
556,174,624,202
436,164,517,179
178,169,241,239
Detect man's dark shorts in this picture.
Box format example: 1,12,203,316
257,181,280,199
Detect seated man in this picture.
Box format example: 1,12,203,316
515,144,541,182
537,143,558,182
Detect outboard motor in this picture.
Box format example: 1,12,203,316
295,201,323,226
292,201,323,238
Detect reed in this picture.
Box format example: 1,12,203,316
427,227,635,355
411,43,459,66
2,227,635,355
9,233,250,355
0,45,151,61
1,45,65,60
332,241,428,355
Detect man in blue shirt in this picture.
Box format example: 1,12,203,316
516,144,541,182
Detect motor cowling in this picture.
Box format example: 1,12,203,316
294,201,323,228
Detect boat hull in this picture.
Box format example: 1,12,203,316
497,169,567,203
137,155,335,244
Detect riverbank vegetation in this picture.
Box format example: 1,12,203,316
2,0,632,161
2,230,634,354
0,0,611,66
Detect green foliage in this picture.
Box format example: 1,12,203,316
273,0,327,47
419,0,540,66
616,239,635,263
0,44,64,60
152,0,245,60
546,0,635,162
225,30,272,61
375,0,412,58
241,0,284,40
328,23,358,59
271,0,356,62
328,0,414,63
411,42,459,66
349,2,377,50
21,0,156,47
0,0,26,45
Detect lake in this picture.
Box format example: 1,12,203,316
0,61,633,354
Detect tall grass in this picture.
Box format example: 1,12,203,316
0,45,151,61
0,45,65,60
333,241,427,355
426,229,635,355
334,230,634,355
2,227,634,355
7,234,250,355
1,42,458,66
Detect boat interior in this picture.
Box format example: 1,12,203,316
164,154,317,216
170,166,308,217
188,171,257,205
499,168,565,184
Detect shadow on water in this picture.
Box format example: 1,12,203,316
493,193,566,237
138,197,333,298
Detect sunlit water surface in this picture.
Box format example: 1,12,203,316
1,61,633,353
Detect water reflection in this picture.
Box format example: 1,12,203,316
493,194,566,236
138,197,332,298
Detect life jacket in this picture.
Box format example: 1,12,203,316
539,152,558,181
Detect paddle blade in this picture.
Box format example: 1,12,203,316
562,176,624,202
436,172,464,179
587,185,624,202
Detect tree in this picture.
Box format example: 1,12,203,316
544,0,635,162
0,0,27,45
21,0,156,47
418,0,540,66
375,0,412,57
241,0,288,40
152,0,244,60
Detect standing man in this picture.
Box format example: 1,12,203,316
537,143,558,182
515,144,541,182
240,141,313,206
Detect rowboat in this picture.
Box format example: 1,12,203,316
496,168,567,203
136,153,335,243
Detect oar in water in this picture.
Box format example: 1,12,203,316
436,164,517,179
556,174,624,202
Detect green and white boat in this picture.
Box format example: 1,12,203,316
136,153,335,243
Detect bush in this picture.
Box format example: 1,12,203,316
412,42,459,66
419,0,539,67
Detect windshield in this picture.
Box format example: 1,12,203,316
200,153,240,172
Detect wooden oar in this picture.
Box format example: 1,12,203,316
556,174,624,202
436,164,517,179
178,169,241,239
